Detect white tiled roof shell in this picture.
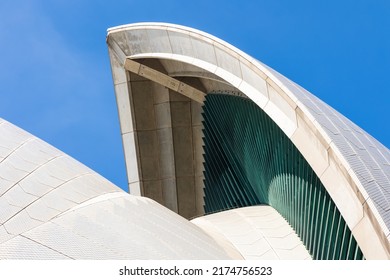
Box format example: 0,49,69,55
262,62,390,225
192,206,312,260
107,22,390,258
0,118,235,259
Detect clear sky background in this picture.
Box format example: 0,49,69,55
1,0,389,191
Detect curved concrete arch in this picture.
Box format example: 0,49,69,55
107,23,390,259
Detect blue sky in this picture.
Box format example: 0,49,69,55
1,0,389,191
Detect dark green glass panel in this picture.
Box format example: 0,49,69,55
202,94,364,260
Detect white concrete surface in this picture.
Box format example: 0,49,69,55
107,22,390,259
0,118,238,259
192,206,312,260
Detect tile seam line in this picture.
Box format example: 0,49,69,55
2,172,97,233
19,234,74,259
0,136,35,165
1,154,65,198
234,208,282,259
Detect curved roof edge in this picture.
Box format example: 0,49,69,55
0,118,237,259
192,206,312,260
107,22,390,259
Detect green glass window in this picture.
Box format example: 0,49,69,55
202,94,364,260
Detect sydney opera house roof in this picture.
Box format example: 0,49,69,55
1,23,389,259
0,119,309,259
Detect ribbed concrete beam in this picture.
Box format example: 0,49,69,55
124,59,205,104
